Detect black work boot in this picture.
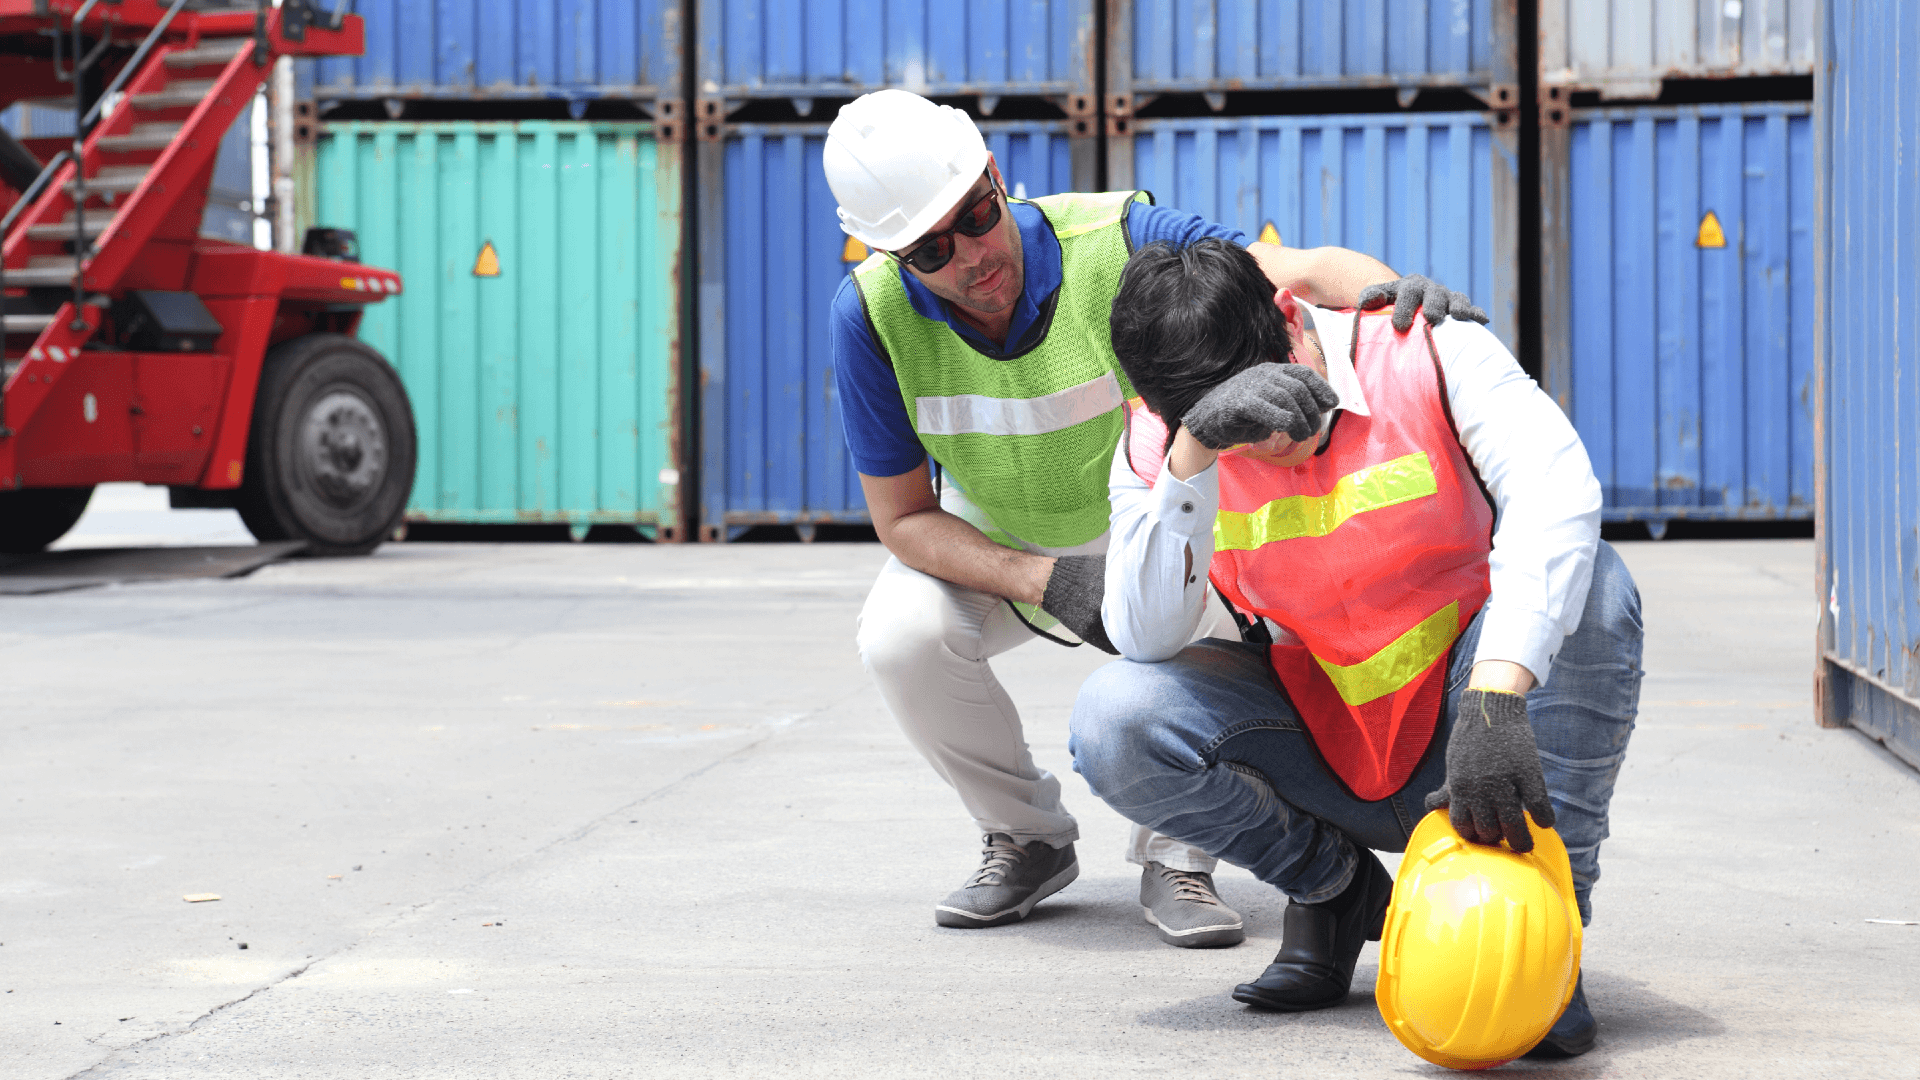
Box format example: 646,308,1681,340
1524,973,1596,1058
1231,850,1394,1011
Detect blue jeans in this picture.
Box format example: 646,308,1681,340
1069,542,1643,924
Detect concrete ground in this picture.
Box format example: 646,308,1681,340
2,502,1916,1078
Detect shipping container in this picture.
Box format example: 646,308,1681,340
1112,112,1519,352
1539,103,1813,530
695,0,1095,112
312,0,684,115
1813,0,1920,763
1107,0,1503,102
1539,0,1814,101
315,121,685,537
697,120,1092,541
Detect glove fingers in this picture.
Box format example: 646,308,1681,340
1275,379,1320,441
1448,801,1479,843
1393,283,1423,333
1448,292,1492,326
1357,283,1392,311
1244,397,1300,444
1520,774,1558,830
1424,292,1451,327
1496,799,1535,853
1423,784,1451,812
1299,368,1340,412
1463,799,1504,847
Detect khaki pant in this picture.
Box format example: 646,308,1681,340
855,485,1229,872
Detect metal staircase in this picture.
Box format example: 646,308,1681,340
1,0,334,429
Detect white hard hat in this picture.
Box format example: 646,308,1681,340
823,89,990,251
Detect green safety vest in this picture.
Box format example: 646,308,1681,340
852,190,1149,550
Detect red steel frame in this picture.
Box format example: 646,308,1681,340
1,1,399,492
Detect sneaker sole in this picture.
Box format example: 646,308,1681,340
1142,905,1246,949
933,860,1079,929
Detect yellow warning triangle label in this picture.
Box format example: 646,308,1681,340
472,240,501,276
841,236,870,263
1257,221,1282,246
1695,211,1726,249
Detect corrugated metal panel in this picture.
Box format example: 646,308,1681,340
1539,0,1815,98
1113,113,1515,352
313,0,683,103
1109,0,1495,96
1549,102,1813,525
696,0,1095,102
315,121,685,534
1814,0,1920,761
697,120,1092,540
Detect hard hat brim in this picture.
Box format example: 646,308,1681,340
845,144,991,253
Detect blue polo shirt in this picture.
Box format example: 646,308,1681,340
829,201,1248,477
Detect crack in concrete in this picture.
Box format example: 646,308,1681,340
58,682,874,1077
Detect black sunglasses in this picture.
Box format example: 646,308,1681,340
890,173,1003,274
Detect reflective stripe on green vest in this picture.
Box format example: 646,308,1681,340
852,190,1148,550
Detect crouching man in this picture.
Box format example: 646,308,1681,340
1067,239,1644,1058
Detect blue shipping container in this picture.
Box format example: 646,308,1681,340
697,0,1095,104
313,0,683,104
697,120,1090,540
1815,0,1920,763
1556,103,1814,527
1109,0,1497,98
1115,113,1513,351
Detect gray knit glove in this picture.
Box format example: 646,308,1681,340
1358,274,1489,332
1038,554,1118,655
1425,689,1557,853
1180,362,1339,452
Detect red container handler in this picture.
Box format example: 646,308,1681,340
1,0,412,554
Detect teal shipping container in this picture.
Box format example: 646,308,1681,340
314,121,685,538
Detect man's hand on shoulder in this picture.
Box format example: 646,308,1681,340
1358,274,1489,333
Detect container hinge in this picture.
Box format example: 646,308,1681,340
1539,84,1572,129
696,97,728,143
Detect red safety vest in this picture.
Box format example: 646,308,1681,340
1127,310,1494,800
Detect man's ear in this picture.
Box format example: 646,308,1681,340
1273,286,1306,337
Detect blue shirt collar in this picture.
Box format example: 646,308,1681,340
894,201,1061,359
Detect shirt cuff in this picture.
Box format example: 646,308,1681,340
1154,457,1218,539
1470,604,1565,687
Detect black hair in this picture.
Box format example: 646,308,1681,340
1109,238,1293,444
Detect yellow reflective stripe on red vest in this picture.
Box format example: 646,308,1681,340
1313,601,1460,706
1213,450,1439,551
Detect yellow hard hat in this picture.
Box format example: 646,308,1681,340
1375,809,1582,1071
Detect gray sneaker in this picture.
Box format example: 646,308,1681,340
934,833,1079,928
1141,861,1245,948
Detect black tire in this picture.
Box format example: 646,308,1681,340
236,333,416,556
0,486,94,554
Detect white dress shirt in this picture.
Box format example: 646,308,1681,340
1101,304,1604,686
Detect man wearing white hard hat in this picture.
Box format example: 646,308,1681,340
824,89,1487,944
